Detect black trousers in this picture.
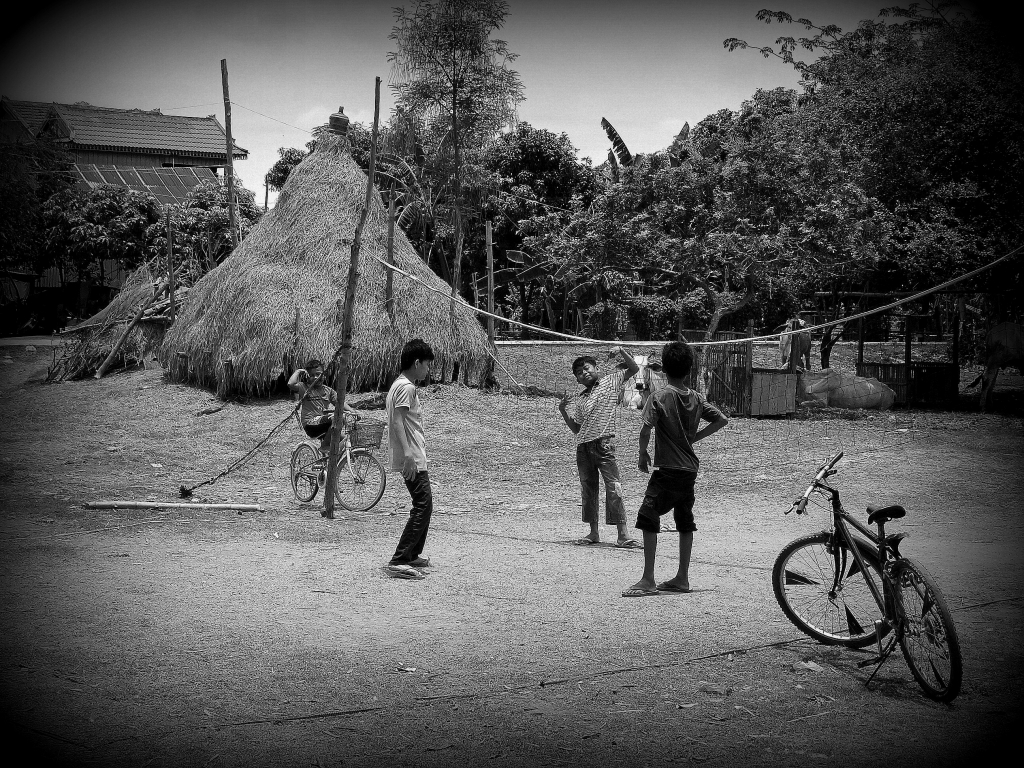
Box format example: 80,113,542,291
391,471,432,564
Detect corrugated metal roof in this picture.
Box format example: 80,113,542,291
73,164,219,205
2,98,247,158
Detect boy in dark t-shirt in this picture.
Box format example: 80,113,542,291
622,341,728,597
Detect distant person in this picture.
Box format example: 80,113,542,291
558,346,641,548
384,339,436,580
622,340,728,597
287,359,358,453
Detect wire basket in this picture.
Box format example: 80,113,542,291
349,420,385,449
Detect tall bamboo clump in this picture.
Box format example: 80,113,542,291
161,130,491,396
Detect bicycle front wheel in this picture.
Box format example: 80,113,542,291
773,533,884,648
893,558,962,702
333,450,386,512
290,444,320,503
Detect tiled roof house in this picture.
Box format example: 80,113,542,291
0,97,247,205
1,97,250,298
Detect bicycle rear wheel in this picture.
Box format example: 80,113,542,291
290,444,320,503
333,450,386,512
892,558,962,702
773,533,883,648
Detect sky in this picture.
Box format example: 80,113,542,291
0,0,940,207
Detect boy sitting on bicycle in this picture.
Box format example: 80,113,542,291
622,340,728,597
287,358,358,452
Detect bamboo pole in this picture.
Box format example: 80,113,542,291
221,59,238,250
85,501,263,511
385,192,396,320
485,220,494,344
94,282,166,379
166,206,176,323
323,78,381,519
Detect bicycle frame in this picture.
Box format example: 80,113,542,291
789,451,908,654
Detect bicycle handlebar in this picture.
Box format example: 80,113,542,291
786,451,844,515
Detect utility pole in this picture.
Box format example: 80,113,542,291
221,59,238,250
323,78,381,519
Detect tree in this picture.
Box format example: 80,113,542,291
149,179,263,278
265,146,310,191
42,185,162,313
725,3,1024,300
388,0,524,297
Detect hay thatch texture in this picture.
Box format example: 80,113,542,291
161,132,491,396
48,265,164,381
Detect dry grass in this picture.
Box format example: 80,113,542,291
161,132,492,396
48,265,164,381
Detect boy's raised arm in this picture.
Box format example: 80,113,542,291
609,346,640,380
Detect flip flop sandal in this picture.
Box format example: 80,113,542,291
573,538,600,546
621,587,660,598
615,539,643,549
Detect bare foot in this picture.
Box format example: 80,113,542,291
656,579,691,593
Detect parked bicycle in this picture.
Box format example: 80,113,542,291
289,412,387,512
773,451,962,702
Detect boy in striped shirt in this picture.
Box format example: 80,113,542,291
558,346,641,547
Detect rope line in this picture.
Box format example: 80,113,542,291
377,245,1021,347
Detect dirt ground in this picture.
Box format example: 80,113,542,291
1,345,1022,768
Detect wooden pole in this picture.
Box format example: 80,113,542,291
857,316,865,369
385,192,396,320
86,501,262,511
95,281,166,379
264,175,269,212
485,220,494,344
324,78,381,519
166,206,176,323
904,314,913,404
745,319,754,417
221,59,238,251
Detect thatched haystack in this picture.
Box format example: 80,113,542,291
48,265,164,381
161,131,491,396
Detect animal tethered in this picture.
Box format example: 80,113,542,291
968,321,1024,412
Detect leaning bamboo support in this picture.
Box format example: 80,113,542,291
324,77,381,518
85,501,262,511
94,281,167,379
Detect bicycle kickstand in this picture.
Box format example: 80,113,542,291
858,620,899,690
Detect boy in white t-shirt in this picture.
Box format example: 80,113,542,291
384,339,435,580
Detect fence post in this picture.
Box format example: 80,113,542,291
904,315,913,405
745,320,754,417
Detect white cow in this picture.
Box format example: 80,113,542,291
619,354,665,410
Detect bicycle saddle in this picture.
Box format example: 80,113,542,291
867,503,907,525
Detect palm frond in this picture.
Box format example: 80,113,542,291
600,117,633,166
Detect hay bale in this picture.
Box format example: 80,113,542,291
161,132,491,395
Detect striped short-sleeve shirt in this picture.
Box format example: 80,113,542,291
573,370,626,445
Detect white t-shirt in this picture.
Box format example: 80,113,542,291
386,374,427,473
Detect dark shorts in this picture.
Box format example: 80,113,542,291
635,468,697,533
303,418,332,440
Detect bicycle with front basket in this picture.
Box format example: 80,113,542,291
773,451,962,702
289,412,387,512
